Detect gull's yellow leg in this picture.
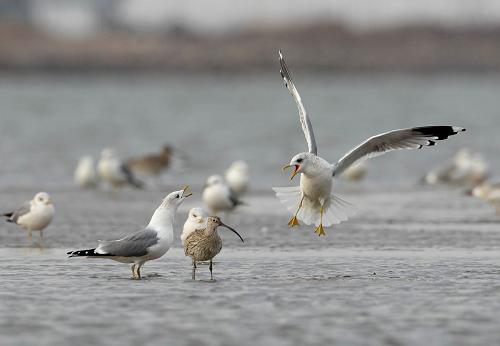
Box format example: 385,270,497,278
288,195,304,227
314,206,326,236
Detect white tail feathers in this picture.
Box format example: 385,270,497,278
273,186,357,227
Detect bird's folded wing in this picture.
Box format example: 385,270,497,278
96,229,159,257
8,201,32,222
332,126,465,177
279,51,317,155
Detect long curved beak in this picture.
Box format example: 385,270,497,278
182,185,193,198
219,221,244,243
282,164,300,180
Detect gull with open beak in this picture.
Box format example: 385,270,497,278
68,186,192,279
273,51,466,236
184,216,244,280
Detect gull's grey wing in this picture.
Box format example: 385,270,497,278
3,201,31,223
279,51,317,155
332,126,466,177
96,228,159,257
120,163,143,189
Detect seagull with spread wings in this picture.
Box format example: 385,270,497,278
273,51,466,236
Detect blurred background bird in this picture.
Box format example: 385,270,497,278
2,192,55,242
203,175,245,215
74,155,98,188
126,144,173,177
424,148,489,187
225,160,250,197
97,148,143,190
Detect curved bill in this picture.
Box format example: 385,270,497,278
282,164,300,180
219,221,244,243
182,185,193,198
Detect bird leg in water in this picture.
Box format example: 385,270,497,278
131,264,141,280
314,206,326,236
192,260,197,280
288,196,304,227
209,260,213,280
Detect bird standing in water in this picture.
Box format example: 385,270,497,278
273,50,466,236
2,192,55,242
184,216,244,280
68,187,191,279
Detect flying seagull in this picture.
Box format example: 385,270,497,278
68,187,191,279
273,51,466,236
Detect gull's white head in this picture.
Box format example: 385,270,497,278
33,192,52,206
206,175,224,186
282,152,314,180
101,148,117,159
187,207,206,224
160,186,192,208
228,161,248,173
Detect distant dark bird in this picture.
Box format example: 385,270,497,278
126,145,173,176
184,216,244,280
97,148,143,190
2,192,55,241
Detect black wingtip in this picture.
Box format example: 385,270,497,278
413,126,466,141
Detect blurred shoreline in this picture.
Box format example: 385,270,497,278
2,22,500,72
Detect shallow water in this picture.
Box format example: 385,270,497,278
0,73,500,345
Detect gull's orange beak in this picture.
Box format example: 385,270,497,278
282,164,300,180
182,185,193,198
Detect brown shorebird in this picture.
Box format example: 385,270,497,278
184,216,244,280
126,145,173,176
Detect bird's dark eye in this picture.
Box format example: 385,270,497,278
297,158,303,163
175,194,179,198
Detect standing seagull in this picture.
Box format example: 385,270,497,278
2,192,54,241
74,155,98,188
67,187,192,279
184,216,244,280
225,160,250,196
181,207,207,246
273,51,466,236
203,175,244,215
97,148,143,190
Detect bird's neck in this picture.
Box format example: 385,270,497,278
148,207,176,236
204,224,218,236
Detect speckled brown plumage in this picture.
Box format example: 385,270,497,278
184,228,222,262
183,216,244,280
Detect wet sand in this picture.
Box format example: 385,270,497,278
1,186,500,346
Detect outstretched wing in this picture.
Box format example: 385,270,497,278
332,126,466,177
279,50,317,155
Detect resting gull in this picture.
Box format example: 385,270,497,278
2,192,55,241
97,148,143,190
203,175,244,215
